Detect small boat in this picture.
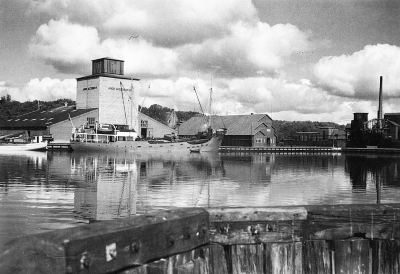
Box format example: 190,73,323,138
0,142,47,152
0,133,47,152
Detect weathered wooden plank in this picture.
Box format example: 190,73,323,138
333,239,370,274
301,204,400,241
208,207,307,222
209,204,400,244
226,244,263,274
371,240,400,274
265,242,302,274
124,244,227,274
0,208,209,274
210,220,300,244
302,240,331,274
205,244,228,274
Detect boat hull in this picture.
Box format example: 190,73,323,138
70,135,224,153
0,142,47,152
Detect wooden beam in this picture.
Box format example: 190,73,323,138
209,204,400,244
0,208,209,274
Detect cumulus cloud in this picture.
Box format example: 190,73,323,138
29,17,179,76
28,1,314,79
314,44,400,99
0,78,76,102
180,22,313,77
29,0,258,47
137,76,348,122
29,17,101,72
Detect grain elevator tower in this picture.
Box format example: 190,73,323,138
76,58,140,133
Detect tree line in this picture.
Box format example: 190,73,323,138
0,96,344,140
0,95,75,120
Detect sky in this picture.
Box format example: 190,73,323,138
0,0,399,125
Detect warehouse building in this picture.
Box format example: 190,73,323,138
178,114,276,147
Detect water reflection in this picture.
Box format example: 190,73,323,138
3,151,400,247
344,154,400,203
71,153,138,220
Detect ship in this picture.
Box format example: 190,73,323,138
70,85,227,153
70,124,226,153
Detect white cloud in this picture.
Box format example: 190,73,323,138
314,44,400,99
1,78,76,102
28,1,313,79
179,22,313,77
29,17,179,76
137,76,355,123
29,0,258,47
29,17,100,65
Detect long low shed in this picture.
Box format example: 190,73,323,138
1,204,400,273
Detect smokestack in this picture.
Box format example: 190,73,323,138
377,76,383,121
377,76,383,129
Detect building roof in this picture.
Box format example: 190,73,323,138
92,57,124,62
77,74,140,81
178,114,273,136
0,105,97,130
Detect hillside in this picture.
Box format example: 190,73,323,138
273,120,345,140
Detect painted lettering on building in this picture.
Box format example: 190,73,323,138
108,87,132,91
83,87,98,91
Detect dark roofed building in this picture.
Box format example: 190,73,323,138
0,105,98,142
178,114,276,147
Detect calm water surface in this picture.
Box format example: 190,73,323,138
1,150,400,247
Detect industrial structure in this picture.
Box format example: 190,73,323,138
0,58,175,142
347,76,400,148
291,127,347,147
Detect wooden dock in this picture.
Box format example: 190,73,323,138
219,146,342,153
220,146,400,154
2,204,400,273
47,143,72,150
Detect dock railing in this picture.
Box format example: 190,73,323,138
2,204,400,273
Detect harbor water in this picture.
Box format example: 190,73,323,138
1,150,400,248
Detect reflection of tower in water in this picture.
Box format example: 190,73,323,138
345,155,400,203
72,156,138,221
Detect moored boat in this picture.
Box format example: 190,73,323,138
70,125,226,153
0,142,47,152
0,133,47,152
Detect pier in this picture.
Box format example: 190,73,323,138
2,204,400,273
220,146,400,154
219,146,340,153
45,144,400,154
47,143,72,150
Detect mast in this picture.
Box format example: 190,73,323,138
209,86,213,128
120,82,128,126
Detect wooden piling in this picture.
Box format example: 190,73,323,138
2,204,400,273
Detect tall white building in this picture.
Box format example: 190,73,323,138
76,57,140,133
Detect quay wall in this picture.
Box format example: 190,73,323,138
2,204,400,273
47,143,400,155
220,146,400,154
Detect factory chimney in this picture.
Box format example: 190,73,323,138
377,76,383,129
